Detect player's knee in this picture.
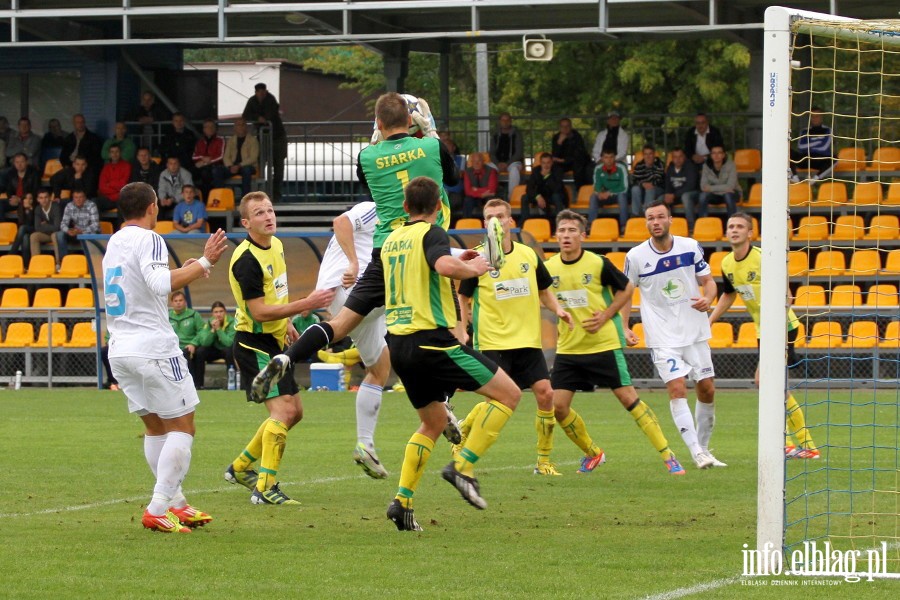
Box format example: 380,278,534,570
667,381,687,399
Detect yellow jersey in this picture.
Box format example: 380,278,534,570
720,245,799,334
229,235,290,344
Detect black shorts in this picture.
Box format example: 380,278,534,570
233,331,299,403
344,249,384,318
482,348,549,390
757,327,800,368
388,329,499,409
550,350,632,392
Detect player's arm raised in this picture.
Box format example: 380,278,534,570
332,212,359,288
162,228,229,293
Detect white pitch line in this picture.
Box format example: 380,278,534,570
640,576,741,600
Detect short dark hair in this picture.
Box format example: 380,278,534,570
254,83,267,91
18,117,30,125
642,144,656,152
729,211,754,228
73,155,87,163
644,199,671,216
136,146,151,154
37,187,51,197
118,182,158,221
171,290,186,301
404,176,440,217
12,152,27,161
670,146,685,154
210,301,226,311
374,92,409,131
555,209,586,232
172,112,184,119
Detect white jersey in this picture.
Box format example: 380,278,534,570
316,201,377,290
624,235,712,348
103,225,180,359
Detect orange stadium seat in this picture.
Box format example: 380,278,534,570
65,288,95,308
1,288,29,309
880,322,900,348
586,218,618,241
794,285,826,308
867,146,900,172
522,219,551,242
851,181,883,205
509,184,526,209
670,217,688,237
788,251,809,277
814,181,848,204
864,215,899,240
788,183,813,206
866,284,898,308
34,322,66,348
454,218,482,230
153,221,174,235
41,158,63,184
32,288,62,309
806,321,843,349
734,149,761,173
0,222,17,245
20,255,56,278
792,322,807,348
886,182,900,205
793,216,829,241
619,218,650,242
631,287,640,308
708,251,728,278
846,321,878,349
0,254,24,278
573,185,593,208
830,215,865,240
811,250,846,277
53,255,88,278
207,188,236,212
0,322,34,347
99,221,114,235
833,147,867,173
829,285,862,308
692,217,724,242
605,251,627,272
63,322,97,348
734,322,758,348
882,250,900,274
744,183,762,207
846,250,881,276
709,322,734,348
630,323,646,348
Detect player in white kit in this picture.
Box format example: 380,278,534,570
621,200,725,469
316,201,392,479
103,182,229,533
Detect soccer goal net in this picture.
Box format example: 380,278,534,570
759,6,900,579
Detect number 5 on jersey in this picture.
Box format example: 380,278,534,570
105,266,126,316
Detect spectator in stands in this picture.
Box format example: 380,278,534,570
489,112,525,199
523,152,565,223
242,83,287,201
56,189,99,260
41,118,67,165
60,114,103,171
551,117,591,187
791,106,833,179
101,121,136,163
587,149,630,233
129,147,162,188
630,144,665,215
158,112,197,177
29,188,61,268
157,157,194,220
0,116,11,147
192,119,225,200
10,191,35,264
698,145,739,218
591,110,630,164
50,155,98,204
172,184,207,233
96,145,132,213
195,301,236,389
439,130,462,156
663,147,699,230
684,112,724,167
6,117,42,169
2,153,40,214
168,290,206,389
223,117,259,198
462,152,498,218
135,90,169,148
438,130,465,220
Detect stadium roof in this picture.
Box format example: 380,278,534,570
0,1,893,50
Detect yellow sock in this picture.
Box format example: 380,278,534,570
558,409,602,457
395,432,435,509
627,400,675,461
454,400,513,477
786,394,817,450
257,418,289,492
458,401,487,440
232,420,267,472
535,409,556,464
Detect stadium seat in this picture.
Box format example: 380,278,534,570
879,322,900,348
708,251,728,277
630,323,646,348
53,255,89,278
454,218,482,230
1,287,29,309
833,147,867,173
522,219,551,242
788,251,809,277
153,221,175,235
882,250,900,274
586,218,618,241
814,181,848,204
792,322,807,348
0,322,34,347
605,251,627,272
810,250,846,277
709,322,734,348
573,185,593,208
542,251,556,260
829,285,862,308
619,218,650,242
867,146,900,172
631,287,640,308
734,322,758,348
788,183,813,206
32,288,62,309
34,322,67,347
64,288,95,308
509,184,526,209
885,182,900,205
207,188,236,212
830,215,865,240
806,321,843,348
793,285,826,308
793,216,829,241
864,215,900,240
63,322,97,348
0,222,17,245
866,284,898,308
846,321,878,349
743,183,762,207
733,149,761,173
0,254,24,278
670,217,688,237
850,181,883,205
99,221,114,235
20,255,56,278
41,158,63,184
692,217,724,242
846,249,881,275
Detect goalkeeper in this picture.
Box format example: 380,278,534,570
708,212,819,459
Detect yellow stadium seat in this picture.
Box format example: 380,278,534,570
454,218,482,230
670,217,688,237
0,254,24,278
882,250,900,274
0,222,18,245
846,250,881,276
846,321,878,349
632,287,640,308
709,322,734,348
851,181,883,205
153,221,175,235
814,181,848,204
0,322,34,347
573,185,593,208
64,288,95,308
734,149,761,173
794,285,826,308
53,255,89,278
509,184,526,209
788,251,809,277
793,216,829,241
810,250,846,277
34,322,67,347
587,218,618,241
734,322,758,348
880,322,900,348
692,217,724,242
1,287,29,309
788,183,813,206
886,182,900,205
606,251,627,272
708,251,728,278
807,321,843,348
743,183,762,207
829,285,862,308
619,218,650,242
866,284,898,308
864,215,899,241
867,146,900,172
41,158,63,184
32,288,62,309
831,215,865,241
63,322,97,348
792,322,807,348
630,323,646,348
522,219,551,242
99,221,114,235
833,147,867,173
207,188,236,212
20,255,56,278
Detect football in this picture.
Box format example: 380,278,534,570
400,93,424,134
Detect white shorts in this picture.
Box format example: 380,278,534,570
111,355,200,419
650,342,715,384
329,286,387,367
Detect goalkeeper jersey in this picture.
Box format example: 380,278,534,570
720,245,800,334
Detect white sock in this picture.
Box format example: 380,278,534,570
144,433,187,509
356,382,382,449
695,400,716,452
670,398,702,458
147,431,193,515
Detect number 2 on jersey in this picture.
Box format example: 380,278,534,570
104,266,126,316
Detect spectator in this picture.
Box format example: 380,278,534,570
10,191,35,264
134,90,169,148
684,112,725,167
29,188,61,268
6,117,42,169
488,112,525,198
41,118,67,164
699,145,740,218
587,149,630,233
663,147,700,230
792,107,833,179
172,185,207,233
2,153,40,214
195,301,236,389
56,189,100,260
192,119,225,200
462,152,498,218
523,152,565,223
223,117,259,198
129,147,162,187
158,112,197,176
551,117,592,187
50,155,98,203
0,116,11,147
630,144,665,215
591,110,630,163
438,131,465,220
438,130,462,156
168,290,206,389
60,114,103,171
242,82,287,201
96,145,132,212
101,121,136,163
157,157,194,220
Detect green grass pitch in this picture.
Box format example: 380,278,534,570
0,388,896,599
